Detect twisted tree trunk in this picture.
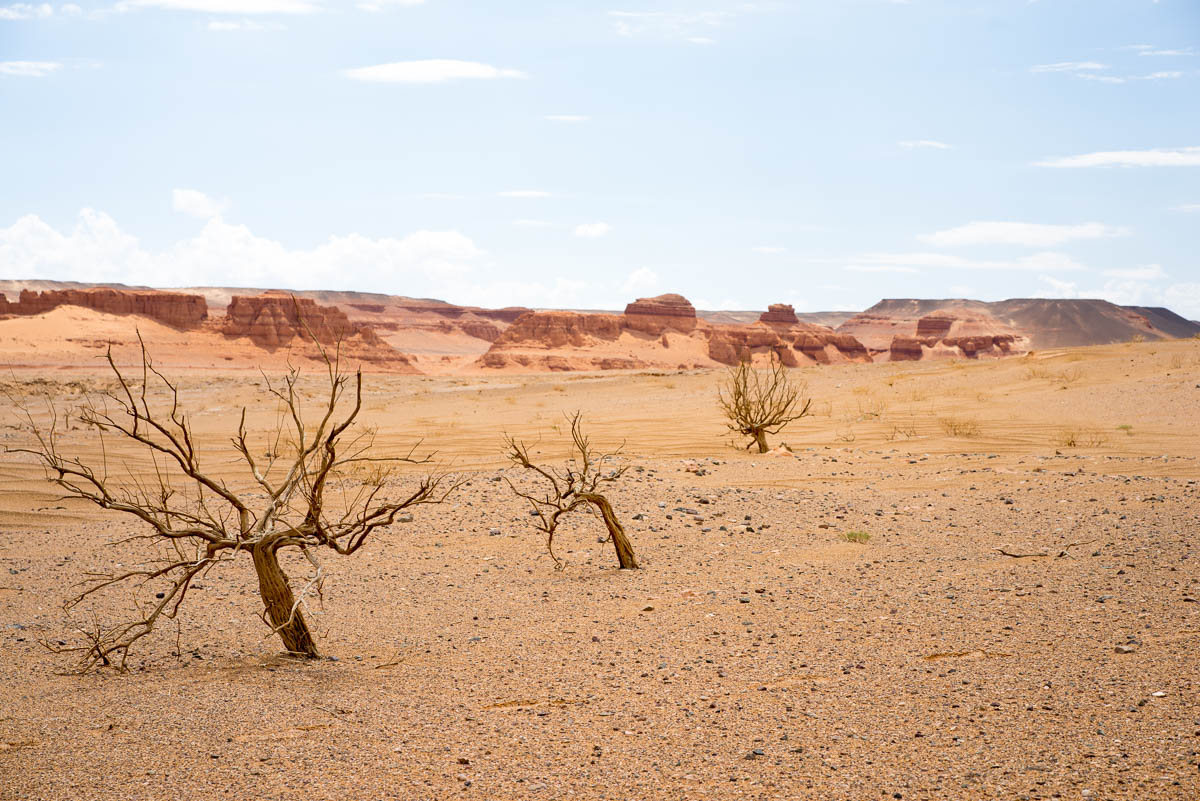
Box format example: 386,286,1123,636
252,540,319,658
578,493,639,569
753,429,769,453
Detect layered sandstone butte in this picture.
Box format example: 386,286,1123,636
0,288,207,328
479,295,871,371
887,309,1026,361
220,293,418,371
222,293,365,348
624,293,698,334
704,324,870,366
490,311,624,349
759,303,800,325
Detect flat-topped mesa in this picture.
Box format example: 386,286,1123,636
623,293,697,334
0,288,207,328
223,293,368,348
491,311,624,349
759,303,799,325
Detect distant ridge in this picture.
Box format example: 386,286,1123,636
839,297,1200,351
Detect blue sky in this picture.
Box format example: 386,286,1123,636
1,0,1198,315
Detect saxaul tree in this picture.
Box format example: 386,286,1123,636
503,413,639,570
8,334,455,671
717,351,812,453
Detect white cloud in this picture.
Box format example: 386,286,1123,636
1031,59,1185,84
357,0,425,11
1034,269,1200,318
832,251,1086,272
752,246,786,254
1038,275,1078,295
1103,264,1167,280
919,221,1128,248
118,0,319,12
0,2,52,19
1076,73,1128,85
607,9,735,41
0,208,484,294
898,140,951,150
1036,147,1200,168
344,59,526,84
845,265,921,274
1162,284,1200,320
573,222,612,238
1124,45,1195,57
208,19,278,30
544,114,590,123
621,267,658,294
1030,61,1107,73
498,190,553,198
172,188,229,220
0,60,61,77
1172,203,1200,212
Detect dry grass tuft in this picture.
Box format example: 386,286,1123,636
1056,427,1107,448
939,416,981,438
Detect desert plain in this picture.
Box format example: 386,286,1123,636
1,336,1198,801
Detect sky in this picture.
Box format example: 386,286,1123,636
1,0,1198,316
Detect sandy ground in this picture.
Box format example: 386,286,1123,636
1,338,1198,800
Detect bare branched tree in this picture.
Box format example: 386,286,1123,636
717,352,812,453
503,413,639,570
6,333,455,671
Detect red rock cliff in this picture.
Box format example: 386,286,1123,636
0,288,207,328
224,294,366,347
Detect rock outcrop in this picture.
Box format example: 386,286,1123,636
0,288,207,328
220,293,418,371
490,312,624,349
793,331,871,364
480,294,872,371
222,293,365,348
759,304,800,325
887,311,1026,361
624,293,698,334
704,324,870,366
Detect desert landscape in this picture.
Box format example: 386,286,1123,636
4,1,1198,798
1,284,1198,800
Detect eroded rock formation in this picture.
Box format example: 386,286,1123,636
221,293,418,371
759,304,800,325
222,293,365,348
490,312,624,349
0,288,207,328
480,294,872,370
624,293,698,334
888,311,1027,361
